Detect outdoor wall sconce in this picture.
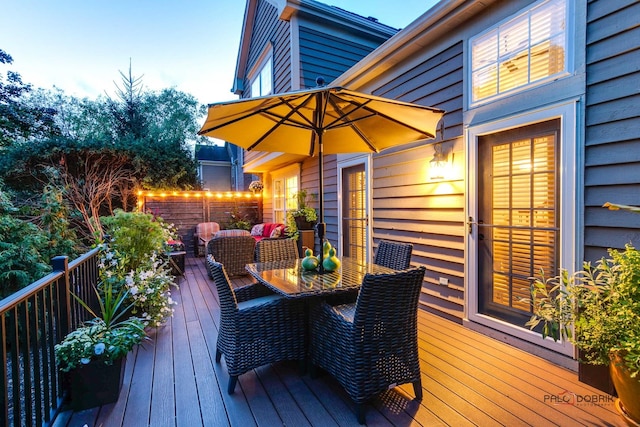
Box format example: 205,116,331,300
429,142,449,180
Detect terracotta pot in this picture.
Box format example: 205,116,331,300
67,358,126,410
610,351,640,425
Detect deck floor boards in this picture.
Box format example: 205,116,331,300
57,255,626,427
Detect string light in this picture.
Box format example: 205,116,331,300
136,190,261,199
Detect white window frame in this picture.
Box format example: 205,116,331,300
271,164,301,225
465,100,579,357
337,154,373,264
249,47,273,98
468,0,571,107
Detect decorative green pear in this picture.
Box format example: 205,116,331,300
301,248,320,271
322,247,341,272
322,240,332,258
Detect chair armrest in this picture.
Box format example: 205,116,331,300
313,301,354,331
234,283,276,303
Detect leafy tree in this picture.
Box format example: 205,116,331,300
0,184,50,299
0,49,59,146
130,88,200,189
0,62,201,240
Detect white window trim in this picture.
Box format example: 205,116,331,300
248,45,273,97
337,154,373,264
465,100,580,357
271,163,302,223
468,0,573,108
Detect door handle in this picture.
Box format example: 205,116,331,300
467,217,484,234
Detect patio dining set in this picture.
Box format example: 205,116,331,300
205,238,423,424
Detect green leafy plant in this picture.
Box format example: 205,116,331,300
55,281,148,372
0,184,51,298
286,190,318,239
225,205,252,231
526,244,640,379
101,209,175,271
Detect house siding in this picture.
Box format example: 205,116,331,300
366,41,466,320
200,163,232,191
584,0,640,261
297,25,384,89
244,0,291,167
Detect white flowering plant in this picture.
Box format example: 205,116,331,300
97,245,176,328
123,253,177,327
249,180,264,192
55,282,148,372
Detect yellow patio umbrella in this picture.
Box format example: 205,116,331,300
198,86,444,268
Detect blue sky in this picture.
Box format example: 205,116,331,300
2,0,438,105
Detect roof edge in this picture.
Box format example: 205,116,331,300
334,0,500,88
232,0,258,94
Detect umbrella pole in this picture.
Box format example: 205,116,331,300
316,130,326,274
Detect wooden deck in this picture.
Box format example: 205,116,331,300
54,255,625,427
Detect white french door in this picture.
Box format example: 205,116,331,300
466,102,578,356
338,155,372,264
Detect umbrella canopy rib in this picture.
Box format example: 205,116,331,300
247,95,316,152
340,95,437,139
282,94,318,130
325,96,378,152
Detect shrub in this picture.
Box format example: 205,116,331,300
0,186,50,299
101,209,175,271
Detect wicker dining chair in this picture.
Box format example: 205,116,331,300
309,266,426,424
373,240,413,270
207,234,256,277
254,238,299,262
208,260,306,394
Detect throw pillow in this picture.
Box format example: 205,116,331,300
251,223,264,236
263,223,275,237
270,226,283,238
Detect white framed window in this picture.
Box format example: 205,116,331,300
250,54,273,98
470,0,568,105
271,164,300,224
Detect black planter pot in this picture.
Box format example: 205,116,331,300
294,216,316,230
67,358,126,410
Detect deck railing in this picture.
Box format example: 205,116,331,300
0,248,100,427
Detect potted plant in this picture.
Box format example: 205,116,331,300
286,190,318,238
249,180,264,194
526,244,640,424
55,282,148,410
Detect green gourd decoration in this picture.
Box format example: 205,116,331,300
322,240,332,258
322,247,341,272
301,248,320,271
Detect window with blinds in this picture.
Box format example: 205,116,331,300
470,0,567,104
491,134,557,312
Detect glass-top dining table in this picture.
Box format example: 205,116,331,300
245,257,395,298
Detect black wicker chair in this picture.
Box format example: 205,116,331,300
373,240,413,270
208,260,306,394
207,234,256,277
254,238,299,262
310,266,426,424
